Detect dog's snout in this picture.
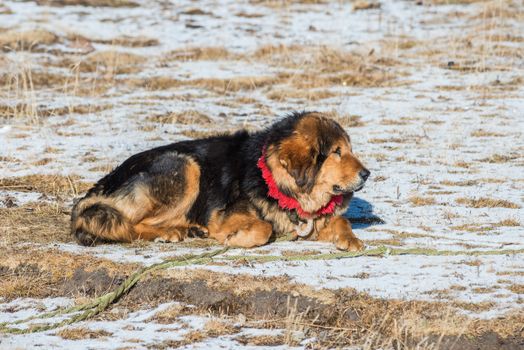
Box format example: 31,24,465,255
359,169,370,181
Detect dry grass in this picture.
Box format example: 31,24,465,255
0,174,92,198
456,197,521,209
235,334,285,346
266,88,337,101
36,0,139,7
493,219,520,227
507,284,524,294
409,196,437,206
166,47,233,61
0,202,71,245
353,1,381,11
471,129,505,137
56,327,112,340
148,110,212,125
0,246,136,299
479,154,519,163
61,51,147,75
129,75,278,93
149,304,189,324
180,129,226,139
451,223,493,233
0,29,58,51
327,111,366,127
204,319,239,337
84,35,159,47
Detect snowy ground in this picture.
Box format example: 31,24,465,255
1,0,523,348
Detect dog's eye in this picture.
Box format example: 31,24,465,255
333,147,341,156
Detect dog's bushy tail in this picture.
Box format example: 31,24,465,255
71,197,133,246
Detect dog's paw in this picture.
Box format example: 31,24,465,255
154,232,183,243
336,237,365,252
187,226,209,238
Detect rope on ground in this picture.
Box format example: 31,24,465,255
0,247,229,335
1,244,523,334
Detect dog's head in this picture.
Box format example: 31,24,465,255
265,112,370,213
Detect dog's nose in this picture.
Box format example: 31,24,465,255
359,169,370,181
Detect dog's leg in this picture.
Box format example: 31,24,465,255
209,211,273,248
317,216,364,251
133,223,184,242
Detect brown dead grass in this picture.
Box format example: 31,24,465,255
507,284,524,294
0,245,137,300
0,70,112,96
327,111,366,127
204,319,239,337
65,51,147,75
0,29,58,51
456,197,521,209
266,88,337,101
56,327,112,340
479,154,519,163
149,304,190,324
493,219,520,227
0,202,70,245
166,47,233,61
129,75,278,93
471,129,505,137
145,268,524,345
148,110,212,125
254,45,400,88
0,174,92,198
353,1,381,11
235,334,285,346
36,0,139,7
180,129,225,139
409,196,437,206
88,35,159,47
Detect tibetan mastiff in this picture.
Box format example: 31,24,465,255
71,111,370,251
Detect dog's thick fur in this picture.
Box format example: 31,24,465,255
71,112,370,250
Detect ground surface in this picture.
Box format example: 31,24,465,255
0,0,523,349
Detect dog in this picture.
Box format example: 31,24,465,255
71,111,370,251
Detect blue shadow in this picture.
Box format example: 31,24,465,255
343,196,384,229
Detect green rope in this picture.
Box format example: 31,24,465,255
0,247,229,335
221,246,524,263
1,244,523,334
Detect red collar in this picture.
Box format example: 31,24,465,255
257,148,343,219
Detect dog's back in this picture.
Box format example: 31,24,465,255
71,131,250,246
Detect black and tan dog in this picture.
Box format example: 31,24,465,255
71,111,370,251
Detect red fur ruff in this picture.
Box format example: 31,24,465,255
257,149,343,219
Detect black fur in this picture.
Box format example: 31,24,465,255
73,111,345,239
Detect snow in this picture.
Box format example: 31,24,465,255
1,0,524,347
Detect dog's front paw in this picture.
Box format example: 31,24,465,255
336,236,365,252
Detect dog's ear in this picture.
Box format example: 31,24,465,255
278,133,319,192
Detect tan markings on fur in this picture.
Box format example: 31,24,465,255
251,197,295,235
113,183,155,224
304,139,364,211
72,195,134,242
133,223,183,242
266,144,300,197
268,112,366,213
317,216,364,251
208,208,273,248
131,158,201,240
